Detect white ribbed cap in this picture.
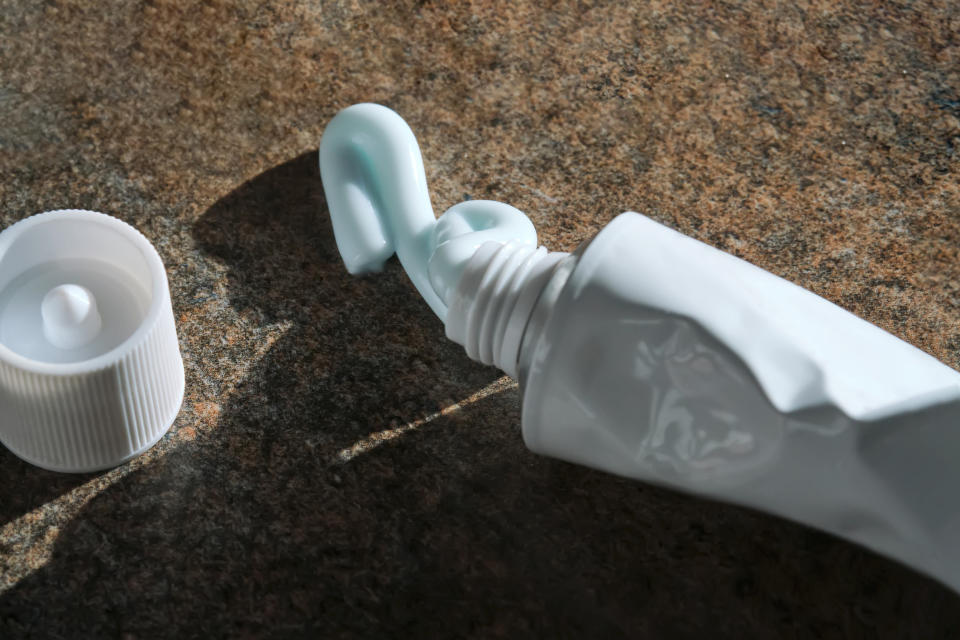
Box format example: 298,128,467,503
0,210,184,472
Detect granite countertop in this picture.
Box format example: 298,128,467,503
2,1,959,637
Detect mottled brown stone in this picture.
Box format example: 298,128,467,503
1,1,959,637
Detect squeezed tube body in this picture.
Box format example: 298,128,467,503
506,212,960,592
319,102,960,593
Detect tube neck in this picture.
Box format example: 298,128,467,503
444,241,572,379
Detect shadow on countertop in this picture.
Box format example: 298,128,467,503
2,152,959,639
0,449,93,527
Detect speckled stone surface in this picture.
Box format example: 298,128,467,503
1,1,959,637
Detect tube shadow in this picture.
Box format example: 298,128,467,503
1,152,958,638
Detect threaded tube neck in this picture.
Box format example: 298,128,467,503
444,241,568,379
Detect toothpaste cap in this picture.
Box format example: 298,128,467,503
0,210,185,472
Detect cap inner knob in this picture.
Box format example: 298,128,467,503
41,284,103,350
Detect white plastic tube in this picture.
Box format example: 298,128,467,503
448,212,960,593
320,103,960,593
